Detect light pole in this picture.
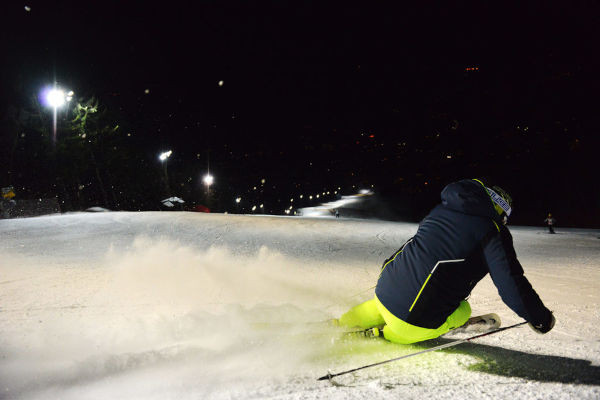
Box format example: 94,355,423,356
43,85,73,143
159,150,172,195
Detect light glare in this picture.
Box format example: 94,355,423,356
159,150,172,161
203,174,214,186
46,89,66,108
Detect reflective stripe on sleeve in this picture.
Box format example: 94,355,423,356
408,259,466,312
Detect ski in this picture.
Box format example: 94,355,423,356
450,312,501,334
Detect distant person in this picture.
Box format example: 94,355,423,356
335,209,340,218
1,186,16,219
337,179,555,344
544,213,556,234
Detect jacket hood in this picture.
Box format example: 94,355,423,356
441,179,500,221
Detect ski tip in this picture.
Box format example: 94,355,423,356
489,313,501,328
317,373,332,381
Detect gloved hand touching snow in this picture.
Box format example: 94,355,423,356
529,312,555,334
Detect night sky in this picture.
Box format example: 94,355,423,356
1,1,599,227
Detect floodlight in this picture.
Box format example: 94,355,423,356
159,150,172,161
203,173,214,186
46,88,66,108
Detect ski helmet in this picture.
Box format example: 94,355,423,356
487,185,513,222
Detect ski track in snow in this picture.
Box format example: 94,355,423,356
0,212,599,399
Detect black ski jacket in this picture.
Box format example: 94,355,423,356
375,179,552,329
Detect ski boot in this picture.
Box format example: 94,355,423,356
350,325,384,339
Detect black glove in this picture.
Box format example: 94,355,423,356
529,312,555,334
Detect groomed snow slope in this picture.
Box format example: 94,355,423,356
0,212,599,399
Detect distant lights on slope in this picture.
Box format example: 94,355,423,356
230,183,353,216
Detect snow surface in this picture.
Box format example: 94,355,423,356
0,211,599,399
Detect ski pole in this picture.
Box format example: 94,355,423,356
317,321,527,381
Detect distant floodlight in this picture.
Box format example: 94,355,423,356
42,85,73,143
203,173,214,186
159,150,172,161
235,197,241,203
46,88,66,108
252,205,257,211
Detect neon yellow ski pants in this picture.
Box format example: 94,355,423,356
339,295,471,344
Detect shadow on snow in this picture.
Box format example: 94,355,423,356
420,338,600,385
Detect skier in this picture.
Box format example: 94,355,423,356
544,213,556,234
338,179,555,344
